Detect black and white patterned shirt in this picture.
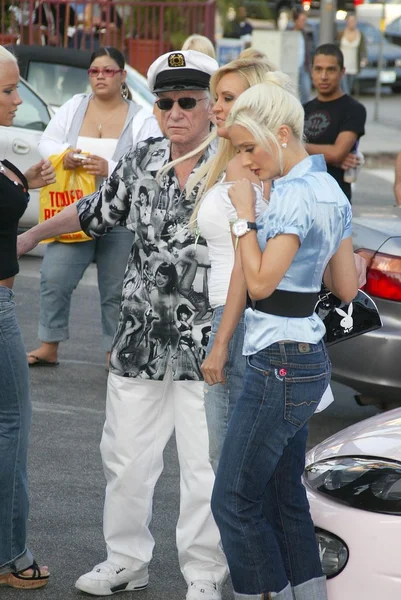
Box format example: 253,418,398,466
77,136,214,380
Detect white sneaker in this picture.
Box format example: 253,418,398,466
75,561,149,596
186,580,221,600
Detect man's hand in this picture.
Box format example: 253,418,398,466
354,252,367,288
83,155,109,177
24,159,56,189
17,230,40,258
201,343,228,386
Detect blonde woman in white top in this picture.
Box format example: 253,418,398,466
179,55,337,472
339,15,367,95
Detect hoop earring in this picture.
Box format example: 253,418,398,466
281,142,288,149
121,82,129,100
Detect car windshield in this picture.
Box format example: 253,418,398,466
25,61,155,109
387,16,401,33
358,22,383,44
26,61,91,107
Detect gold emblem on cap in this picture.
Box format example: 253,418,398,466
168,53,186,68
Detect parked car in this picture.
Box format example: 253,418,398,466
329,205,401,408
304,408,401,599
308,18,401,92
0,78,53,235
385,14,401,46
6,44,156,111
357,0,401,30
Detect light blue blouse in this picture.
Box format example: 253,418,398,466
243,154,352,355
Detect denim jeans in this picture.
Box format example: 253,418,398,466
342,73,357,95
298,67,312,105
39,226,134,351
0,286,34,575
211,341,330,600
204,306,246,474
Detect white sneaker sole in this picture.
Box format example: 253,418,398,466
75,578,148,596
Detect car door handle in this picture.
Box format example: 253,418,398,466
12,140,30,154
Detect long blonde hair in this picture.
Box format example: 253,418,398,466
226,73,304,175
156,54,286,225
182,34,216,59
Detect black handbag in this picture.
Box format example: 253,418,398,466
314,288,383,346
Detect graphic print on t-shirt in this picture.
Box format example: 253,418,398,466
304,111,331,140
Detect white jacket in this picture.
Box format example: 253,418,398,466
38,94,162,176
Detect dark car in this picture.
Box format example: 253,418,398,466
385,15,401,46
308,19,401,92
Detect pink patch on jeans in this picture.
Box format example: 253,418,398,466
279,368,287,377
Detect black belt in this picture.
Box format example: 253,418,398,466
248,289,318,318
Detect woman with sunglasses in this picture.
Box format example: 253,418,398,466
27,46,161,368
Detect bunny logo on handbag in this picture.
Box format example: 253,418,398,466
335,303,354,334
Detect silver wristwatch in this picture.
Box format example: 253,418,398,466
231,219,257,238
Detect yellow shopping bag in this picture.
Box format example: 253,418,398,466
39,150,96,243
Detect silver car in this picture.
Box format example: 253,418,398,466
329,205,401,409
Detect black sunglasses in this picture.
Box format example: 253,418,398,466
155,97,207,111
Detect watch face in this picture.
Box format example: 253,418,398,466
232,219,248,237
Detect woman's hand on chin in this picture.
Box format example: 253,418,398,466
228,178,256,219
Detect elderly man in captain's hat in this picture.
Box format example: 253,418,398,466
18,50,227,600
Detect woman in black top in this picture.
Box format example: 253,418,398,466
0,45,55,590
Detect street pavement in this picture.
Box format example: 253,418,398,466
3,261,379,600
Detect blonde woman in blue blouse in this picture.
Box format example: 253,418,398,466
210,75,358,600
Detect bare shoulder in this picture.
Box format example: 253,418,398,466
225,154,260,185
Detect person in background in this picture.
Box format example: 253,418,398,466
18,50,228,600
303,44,366,202
394,150,401,206
211,74,358,600
0,45,55,590
338,14,367,95
182,34,216,59
223,5,253,49
293,7,312,105
27,46,161,368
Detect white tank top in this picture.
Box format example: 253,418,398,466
197,180,268,308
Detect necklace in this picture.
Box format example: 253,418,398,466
90,100,124,138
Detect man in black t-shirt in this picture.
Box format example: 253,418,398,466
304,43,366,201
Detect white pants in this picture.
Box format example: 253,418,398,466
101,370,228,585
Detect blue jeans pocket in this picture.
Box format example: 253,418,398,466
281,363,329,428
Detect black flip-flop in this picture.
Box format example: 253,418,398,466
27,355,59,367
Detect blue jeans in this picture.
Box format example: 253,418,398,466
204,306,246,474
211,341,330,600
342,73,357,95
0,287,34,575
39,227,134,351
298,67,311,105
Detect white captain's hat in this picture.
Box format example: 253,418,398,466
147,50,218,94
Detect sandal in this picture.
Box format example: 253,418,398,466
0,561,50,589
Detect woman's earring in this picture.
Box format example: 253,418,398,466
281,142,288,149
121,82,129,100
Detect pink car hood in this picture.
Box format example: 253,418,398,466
306,408,401,466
